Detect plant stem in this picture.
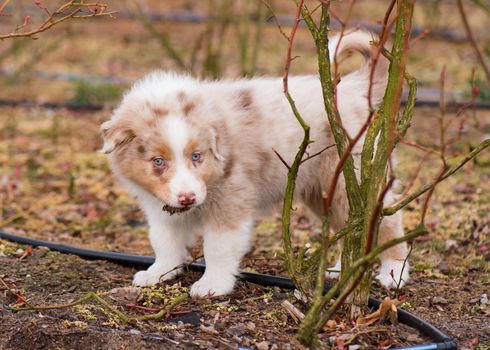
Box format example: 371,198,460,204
383,138,490,215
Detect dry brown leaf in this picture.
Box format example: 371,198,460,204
356,296,405,326
325,319,337,330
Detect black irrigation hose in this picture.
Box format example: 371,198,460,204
0,230,457,350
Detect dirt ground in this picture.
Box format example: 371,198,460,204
0,105,488,349
1,1,489,349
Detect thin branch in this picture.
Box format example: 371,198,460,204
0,0,10,15
273,148,291,169
383,138,490,215
283,0,305,93
258,0,289,41
300,143,336,164
457,0,490,82
7,291,189,324
0,1,115,40
279,0,311,294
365,177,395,255
309,224,428,334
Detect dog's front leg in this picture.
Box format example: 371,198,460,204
190,219,253,298
133,215,190,287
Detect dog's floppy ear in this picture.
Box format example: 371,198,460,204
209,127,225,161
100,119,135,154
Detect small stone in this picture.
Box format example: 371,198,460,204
255,340,269,350
406,333,422,342
171,311,200,325
129,329,141,335
434,305,444,312
245,321,256,331
256,341,270,350
432,296,448,305
348,345,361,350
436,262,450,274
65,285,77,293
34,246,50,258
226,323,247,337
480,294,488,305
444,240,458,250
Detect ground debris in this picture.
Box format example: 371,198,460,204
108,286,140,303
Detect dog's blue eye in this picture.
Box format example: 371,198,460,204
191,153,201,162
152,157,166,168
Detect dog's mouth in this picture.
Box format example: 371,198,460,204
162,204,192,215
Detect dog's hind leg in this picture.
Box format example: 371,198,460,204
375,207,409,288
301,184,348,279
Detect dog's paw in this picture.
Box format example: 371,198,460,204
133,270,161,287
376,259,409,289
189,273,236,298
325,260,342,279
132,266,181,287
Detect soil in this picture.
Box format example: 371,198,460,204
1,1,489,349
0,105,488,349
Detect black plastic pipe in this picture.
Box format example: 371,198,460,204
0,230,457,350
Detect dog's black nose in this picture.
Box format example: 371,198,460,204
178,192,196,206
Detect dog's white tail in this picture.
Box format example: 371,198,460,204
328,30,389,106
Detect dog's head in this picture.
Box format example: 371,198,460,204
101,73,226,214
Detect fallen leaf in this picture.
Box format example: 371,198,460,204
356,296,405,326
325,319,337,330
108,286,140,302
18,245,33,260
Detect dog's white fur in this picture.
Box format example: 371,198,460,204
102,31,409,298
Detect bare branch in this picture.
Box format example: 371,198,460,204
300,143,336,164
0,1,115,40
384,138,490,215
457,0,490,82
273,148,291,169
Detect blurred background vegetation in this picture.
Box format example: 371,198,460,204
0,0,489,105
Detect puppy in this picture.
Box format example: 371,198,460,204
101,31,409,298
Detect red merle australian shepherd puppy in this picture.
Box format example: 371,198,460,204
101,31,408,298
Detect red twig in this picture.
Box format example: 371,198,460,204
283,0,305,93
365,177,395,255
125,303,160,313
409,29,429,46
272,148,291,169
367,0,396,112
420,66,449,225
300,143,336,164
0,0,10,16
0,1,115,40
330,1,357,94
